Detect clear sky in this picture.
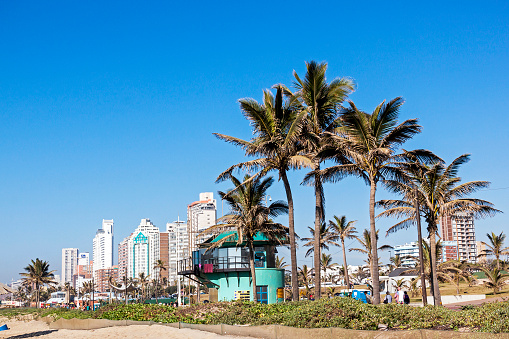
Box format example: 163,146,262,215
1,1,508,284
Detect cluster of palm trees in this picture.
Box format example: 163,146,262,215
214,60,501,305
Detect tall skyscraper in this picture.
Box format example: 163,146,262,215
61,248,79,285
440,212,477,263
127,218,160,279
187,192,217,255
93,219,114,274
167,217,188,285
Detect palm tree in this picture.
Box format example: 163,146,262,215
350,229,393,270
320,253,337,284
301,223,339,257
329,215,357,288
378,154,500,305
153,259,166,303
275,255,288,269
479,267,509,294
20,258,56,308
298,265,313,298
390,255,403,268
138,272,150,302
445,261,475,295
318,97,422,304
214,85,306,301
203,174,288,302
295,61,355,299
481,232,509,270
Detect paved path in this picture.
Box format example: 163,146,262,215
444,295,508,310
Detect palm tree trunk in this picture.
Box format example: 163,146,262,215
429,229,442,305
249,242,258,302
341,238,349,288
369,181,380,304
36,283,40,308
313,162,322,300
414,187,427,306
281,170,299,301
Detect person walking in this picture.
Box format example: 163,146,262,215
403,291,410,305
383,291,392,304
395,287,404,304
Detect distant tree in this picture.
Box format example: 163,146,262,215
481,232,509,270
329,215,357,288
275,255,288,269
350,229,393,269
153,259,167,303
479,267,509,294
302,223,339,257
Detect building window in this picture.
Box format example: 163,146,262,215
256,286,268,304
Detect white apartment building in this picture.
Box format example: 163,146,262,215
393,242,420,267
166,217,188,285
127,219,160,279
61,248,79,284
440,212,477,263
187,192,217,255
93,219,114,274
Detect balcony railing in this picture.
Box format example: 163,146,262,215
178,256,251,275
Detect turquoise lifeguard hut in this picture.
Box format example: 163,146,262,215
178,231,285,304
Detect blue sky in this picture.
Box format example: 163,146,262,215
1,1,508,283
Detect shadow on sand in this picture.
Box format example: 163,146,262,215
6,329,58,338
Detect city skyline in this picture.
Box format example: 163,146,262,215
1,1,508,283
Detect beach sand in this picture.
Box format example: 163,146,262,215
0,317,255,339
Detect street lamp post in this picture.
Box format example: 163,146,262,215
265,195,272,207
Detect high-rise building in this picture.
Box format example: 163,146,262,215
72,252,92,288
167,217,188,285
61,248,79,285
187,192,217,255
393,242,420,266
93,219,114,274
118,236,130,282
440,212,477,263
127,219,160,279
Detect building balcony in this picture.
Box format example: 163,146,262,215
178,256,251,276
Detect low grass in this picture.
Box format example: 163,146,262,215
2,297,509,333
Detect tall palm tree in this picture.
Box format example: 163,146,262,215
294,61,355,299
203,174,288,302
319,97,422,304
378,154,500,305
20,258,56,308
350,229,393,269
481,232,509,270
214,85,306,301
329,215,357,288
301,222,339,257
153,259,166,303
